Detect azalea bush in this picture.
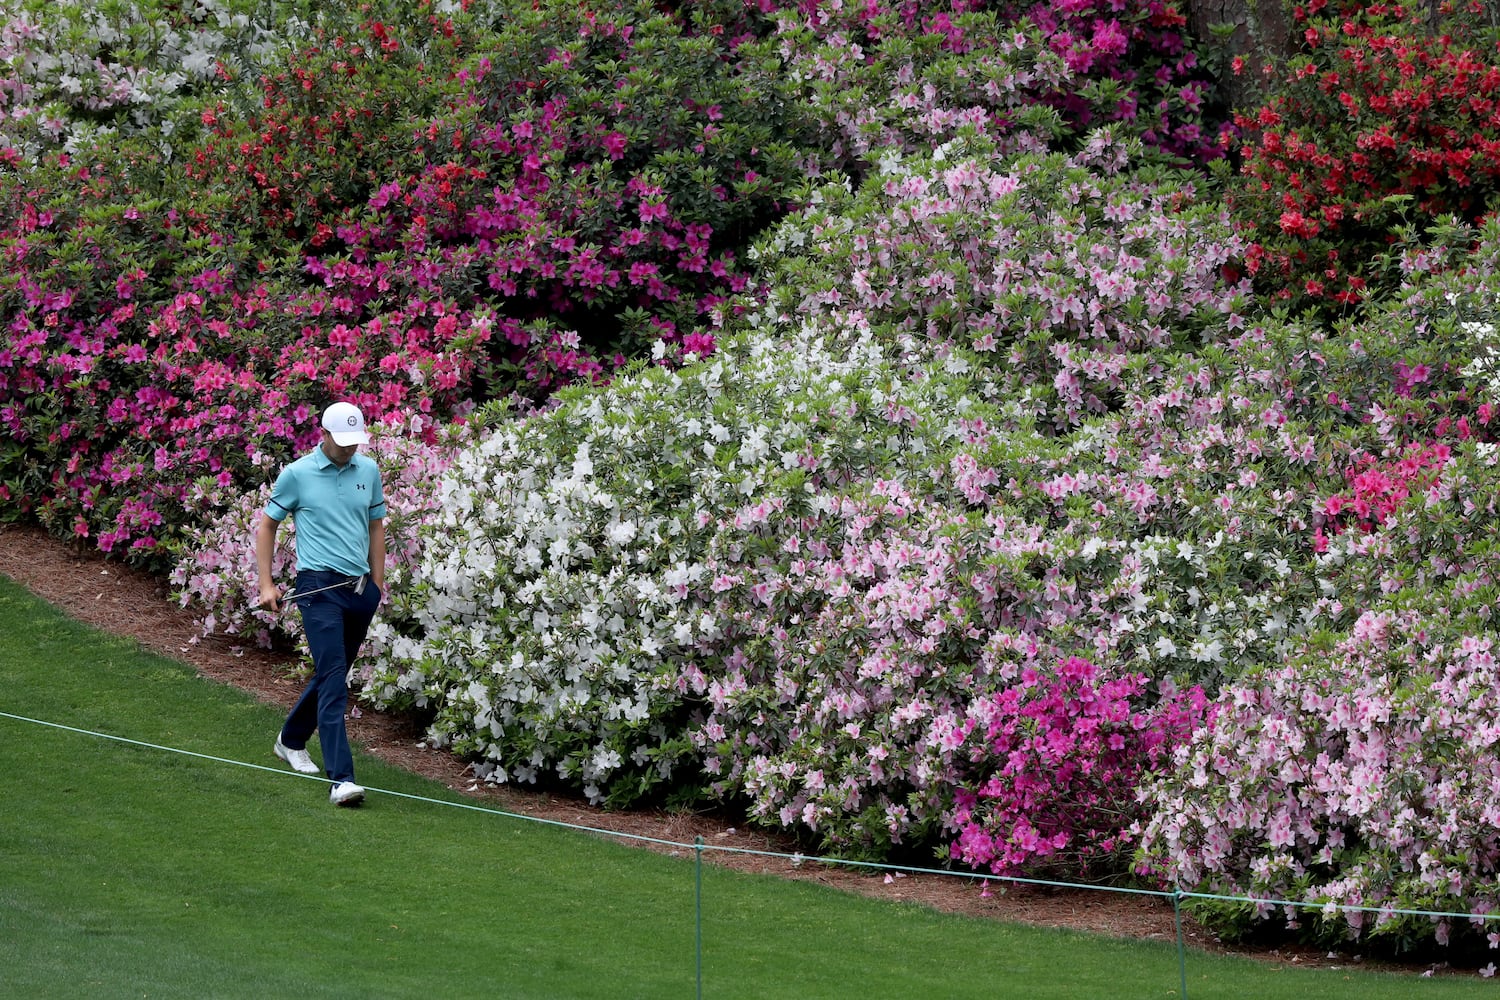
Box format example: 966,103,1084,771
367,130,1500,868
991,0,1227,162
359,324,996,806
0,0,302,161
322,0,825,399
753,127,1250,431
1138,602,1500,953
0,135,491,563
753,0,1227,166
757,0,1071,162
1228,1,1500,316
1134,245,1500,951
366,129,1312,862
0,6,481,559
950,658,1209,878
688,337,1328,855
187,9,461,245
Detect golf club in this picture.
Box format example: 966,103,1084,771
276,574,367,610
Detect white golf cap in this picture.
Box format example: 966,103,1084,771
321,401,370,446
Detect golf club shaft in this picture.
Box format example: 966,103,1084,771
282,582,345,602
281,578,361,603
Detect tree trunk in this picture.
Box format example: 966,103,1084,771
1185,0,1293,110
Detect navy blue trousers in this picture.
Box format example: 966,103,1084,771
279,571,381,784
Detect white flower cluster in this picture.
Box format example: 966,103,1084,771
0,0,301,158
1461,321,1500,396
364,323,973,802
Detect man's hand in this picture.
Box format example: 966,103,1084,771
258,583,284,612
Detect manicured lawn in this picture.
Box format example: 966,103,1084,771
0,575,1489,998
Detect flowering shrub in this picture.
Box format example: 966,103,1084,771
344,114,1500,878
321,0,825,398
689,354,1323,855
361,324,1000,806
1136,249,1500,949
188,9,465,243
756,0,1071,162
1229,2,1500,315
0,7,488,560
369,129,1309,859
753,0,1226,165
1138,601,1500,952
0,0,300,161
991,0,1226,162
1318,442,1452,537
753,128,1250,431
0,136,490,563
950,658,1209,878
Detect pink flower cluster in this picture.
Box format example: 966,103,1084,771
0,179,485,561
1317,442,1452,540
1139,608,1500,950
950,657,1209,877
761,0,1226,164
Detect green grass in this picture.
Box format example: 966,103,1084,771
0,574,1491,999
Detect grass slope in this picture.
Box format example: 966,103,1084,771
0,575,1488,999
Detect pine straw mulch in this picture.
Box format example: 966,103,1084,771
0,521,1422,975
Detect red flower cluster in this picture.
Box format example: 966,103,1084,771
1231,2,1500,314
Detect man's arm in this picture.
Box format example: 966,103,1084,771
368,517,386,593
255,513,284,611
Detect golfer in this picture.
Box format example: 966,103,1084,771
256,401,387,806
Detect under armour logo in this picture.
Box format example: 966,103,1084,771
357,483,368,490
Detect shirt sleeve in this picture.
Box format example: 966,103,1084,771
367,467,388,521
265,464,297,522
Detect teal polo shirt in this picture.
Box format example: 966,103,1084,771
266,447,388,576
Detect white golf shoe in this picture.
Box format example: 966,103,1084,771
274,738,319,775
329,781,366,806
